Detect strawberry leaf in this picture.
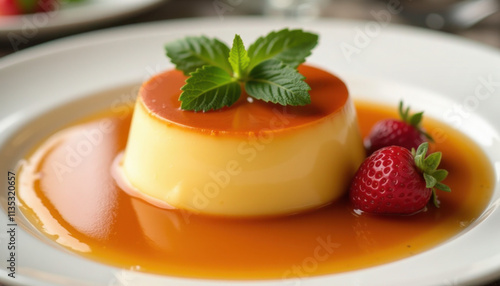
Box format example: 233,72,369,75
398,101,409,122
413,142,451,208
416,142,428,155
435,182,451,192
431,189,440,207
398,101,434,142
423,173,437,188
409,112,423,126
423,152,442,171
414,142,427,167
431,169,448,182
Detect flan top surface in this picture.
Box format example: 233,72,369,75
140,65,349,134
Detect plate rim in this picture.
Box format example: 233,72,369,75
0,0,165,37
1,16,500,286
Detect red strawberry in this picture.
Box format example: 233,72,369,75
364,101,432,155
0,0,22,15
349,142,450,215
0,0,55,15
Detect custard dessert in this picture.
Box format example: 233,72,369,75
117,65,365,216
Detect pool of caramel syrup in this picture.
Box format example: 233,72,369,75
18,101,495,280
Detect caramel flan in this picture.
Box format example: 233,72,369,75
117,65,365,216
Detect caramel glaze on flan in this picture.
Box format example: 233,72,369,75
118,65,365,217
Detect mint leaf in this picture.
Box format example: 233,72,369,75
245,59,311,106
179,66,241,112
165,36,232,75
247,29,318,70
228,34,250,79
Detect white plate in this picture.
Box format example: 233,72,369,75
1,17,500,286
0,0,164,39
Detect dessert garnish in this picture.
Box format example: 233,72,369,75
164,29,319,111
349,142,451,215
364,101,433,154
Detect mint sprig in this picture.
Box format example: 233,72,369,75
165,29,319,112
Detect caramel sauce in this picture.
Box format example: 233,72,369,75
18,101,494,280
140,65,348,134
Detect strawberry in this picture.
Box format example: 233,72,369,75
0,0,55,15
364,101,432,155
349,142,451,215
0,0,22,15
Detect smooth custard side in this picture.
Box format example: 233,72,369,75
121,66,365,216
122,97,364,216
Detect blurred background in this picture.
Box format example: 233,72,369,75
0,0,499,57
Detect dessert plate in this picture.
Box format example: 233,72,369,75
0,0,164,39
1,17,500,286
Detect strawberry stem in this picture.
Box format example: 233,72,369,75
398,101,434,142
